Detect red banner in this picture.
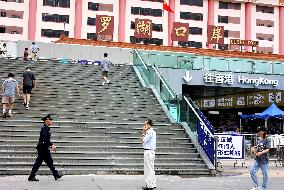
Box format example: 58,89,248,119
171,22,189,42
96,15,114,35
134,18,152,39
207,25,224,45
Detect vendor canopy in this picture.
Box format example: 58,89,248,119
240,103,284,119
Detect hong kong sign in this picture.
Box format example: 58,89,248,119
204,72,279,87
171,22,189,42
134,18,152,39
230,39,259,47
96,15,114,35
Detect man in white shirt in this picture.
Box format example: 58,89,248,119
31,42,40,61
0,43,7,59
142,119,156,190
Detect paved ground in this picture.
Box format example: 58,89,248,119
0,159,283,190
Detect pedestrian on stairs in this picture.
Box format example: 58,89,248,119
1,73,19,117
31,42,40,61
21,67,36,109
101,53,112,85
142,119,156,190
0,43,7,59
28,115,63,181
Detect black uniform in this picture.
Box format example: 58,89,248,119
29,124,60,179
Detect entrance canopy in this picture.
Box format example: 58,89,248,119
240,103,284,120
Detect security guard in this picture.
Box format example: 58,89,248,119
28,115,63,181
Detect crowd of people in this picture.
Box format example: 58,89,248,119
0,41,39,61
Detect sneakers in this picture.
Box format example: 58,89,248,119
250,188,259,190
7,113,13,117
25,105,30,110
2,112,7,118
28,177,39,181
102,82,105,86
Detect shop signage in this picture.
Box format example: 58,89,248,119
230,39,259,47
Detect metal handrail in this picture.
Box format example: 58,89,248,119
184,96,214,137
134,48,175,99
134,49,147,69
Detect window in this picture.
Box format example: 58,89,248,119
224,30,228,38
0,27,6,33
43,0,70,8
256,5,274,14
88,2,99,10
41,29,69,38
42,13,69,23
131,7,162,17
1,12,6,17
218,15,228,23
219,1,241,10
219,1,228,9
189,27,202,35
88,2,113,12
130,21,163,32
180,12,203,21
87,33,97,40
218,44,228,50
130,36,163,45
180,0,203,7
178,41,202,48
87,17,96,26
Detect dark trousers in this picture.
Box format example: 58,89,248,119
30,149,59,177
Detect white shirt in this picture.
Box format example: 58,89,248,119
143,128,156,151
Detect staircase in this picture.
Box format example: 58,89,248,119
0,59,211,175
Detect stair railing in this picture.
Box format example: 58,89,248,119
133,49,179,122
133,48,216,168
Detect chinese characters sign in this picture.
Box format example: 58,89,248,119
96,15,114,35
197,110,215,164
171,22,189,42
207,25,224,44
230,39,259,47
216,134,244,160
204,73,234,85
197,90,284,109
134,18,152,39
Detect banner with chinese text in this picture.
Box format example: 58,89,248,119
207,25,224,44
215,134,244,160
134,18,152,39
197,90,284,109
197,110,215,164
96,15,114,35
171,22,189,42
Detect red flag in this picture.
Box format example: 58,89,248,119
163,1,174,13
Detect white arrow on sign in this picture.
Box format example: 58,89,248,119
183,71,192,83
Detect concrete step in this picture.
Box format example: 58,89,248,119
0,156,205,164
0,167,211,175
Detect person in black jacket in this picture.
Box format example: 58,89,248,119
28,115,63,181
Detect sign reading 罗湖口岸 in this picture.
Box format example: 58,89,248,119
204,72,279,87
230,39,259,47
215,134,244,160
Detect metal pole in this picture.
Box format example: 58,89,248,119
214,136,219,170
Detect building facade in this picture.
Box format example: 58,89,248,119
0,0,283,54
